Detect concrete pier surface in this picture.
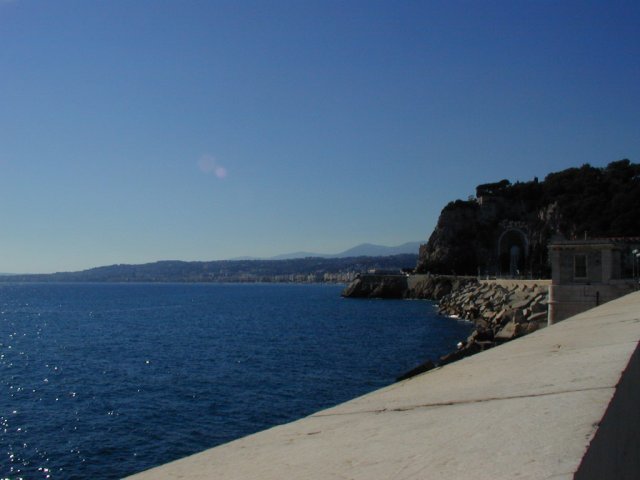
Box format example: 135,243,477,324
127,291,640,480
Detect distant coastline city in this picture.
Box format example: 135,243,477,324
0,250,419,284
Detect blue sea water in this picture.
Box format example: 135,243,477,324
0,283,472,479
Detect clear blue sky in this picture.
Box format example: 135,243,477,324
1,0,638,273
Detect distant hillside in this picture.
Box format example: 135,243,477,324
417,159,640,277
335,242,422,258
1,255,418,283
270,242,422,260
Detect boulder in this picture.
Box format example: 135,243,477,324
432,281,452,300
512,298,532,310
475,328,494,341
530,301,547,314
524,322,539,334
528,310,548,325
495,321,522,341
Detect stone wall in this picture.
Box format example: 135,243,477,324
549,281,636,324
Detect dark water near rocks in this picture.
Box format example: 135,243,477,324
0,283,471,479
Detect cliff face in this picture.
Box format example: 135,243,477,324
417,201,487,276
416,196,552,277
417,160,640,276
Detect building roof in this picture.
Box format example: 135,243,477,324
549,237,640,248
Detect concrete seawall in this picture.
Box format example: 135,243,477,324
127,291,640,479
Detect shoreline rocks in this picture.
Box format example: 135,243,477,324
340,273,478,301
438,281,549,341
342,274,549,380
435,281,549,371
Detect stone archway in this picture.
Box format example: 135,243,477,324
498,228,528,277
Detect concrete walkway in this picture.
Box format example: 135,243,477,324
127,291,640,480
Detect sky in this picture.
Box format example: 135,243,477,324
0,0,638,273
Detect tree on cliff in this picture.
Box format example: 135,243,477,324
417,159,640,277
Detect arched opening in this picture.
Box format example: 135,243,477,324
498,229,528,277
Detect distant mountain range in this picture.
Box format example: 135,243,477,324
0,242,423,281
233,241,423,261
0,254,419,283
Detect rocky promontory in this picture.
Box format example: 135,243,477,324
340,273,477,300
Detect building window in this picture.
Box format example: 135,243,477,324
574,254,587,279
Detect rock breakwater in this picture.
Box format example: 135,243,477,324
397,279,549,378
342,274,549,379
439,281,548,340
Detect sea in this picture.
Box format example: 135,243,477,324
0,282,472,479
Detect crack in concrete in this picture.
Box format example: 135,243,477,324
313,385,615,417
475,338,639,363
544,471,577,479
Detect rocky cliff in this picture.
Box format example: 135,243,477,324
417,159,640,276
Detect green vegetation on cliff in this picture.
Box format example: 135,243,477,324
417,159,640,276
